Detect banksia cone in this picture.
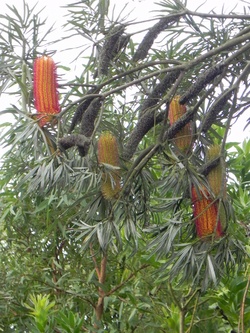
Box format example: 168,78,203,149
33,56,60,127
98,132,121,200
191,186,223,238
206,144,227,232
168,96,192,153
206,144,226,197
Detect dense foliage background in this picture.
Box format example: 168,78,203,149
0,0,250,332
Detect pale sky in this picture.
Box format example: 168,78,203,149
1,0,249,143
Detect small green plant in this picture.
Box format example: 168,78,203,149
25,294,55,333
55,311,85,333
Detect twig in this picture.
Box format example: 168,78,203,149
89,243,101,279
187,9,250,20
106,264,149,297
239,273,250,333
185,293,199,333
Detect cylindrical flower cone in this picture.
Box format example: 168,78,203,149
168,96,192,153
204,145,228,234
191,186,223,239
98,132,121,200
33,56,60,127
206,144,226,198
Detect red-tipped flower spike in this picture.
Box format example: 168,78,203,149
33,56,60,127
98,131,121,200
191,186,223,239
168,95,192,153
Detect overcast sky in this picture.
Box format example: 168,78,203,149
1,0,249,143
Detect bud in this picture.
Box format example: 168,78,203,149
33,56,60,127
98,132,121,200
191,186,223,239
168,96,192,153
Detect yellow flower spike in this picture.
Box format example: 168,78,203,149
206,144,226,198
206,144,228,233
98,132,121,200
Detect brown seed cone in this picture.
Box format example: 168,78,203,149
98,132,121,200
179,63,225,104
133,15,180,62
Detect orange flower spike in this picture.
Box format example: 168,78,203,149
191,186,223,238
98,132,121,200
33,56,60,127
168,95,192,153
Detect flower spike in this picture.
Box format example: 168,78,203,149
33,56,60,127
98,131,121,200
191,186,223,239
168,95,192,153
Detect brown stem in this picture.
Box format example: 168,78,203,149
180,309,185,333
90,243,101,279
91,249,108,328
95,255,108,323
99,255,108,285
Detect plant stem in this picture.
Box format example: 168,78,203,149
180,309,185,333
238,270,250,333
90,247,108,329
21,60,28,113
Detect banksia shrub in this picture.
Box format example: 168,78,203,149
168,96,192,153
97,132,121,200
191,186,223,238
33,56,60,127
